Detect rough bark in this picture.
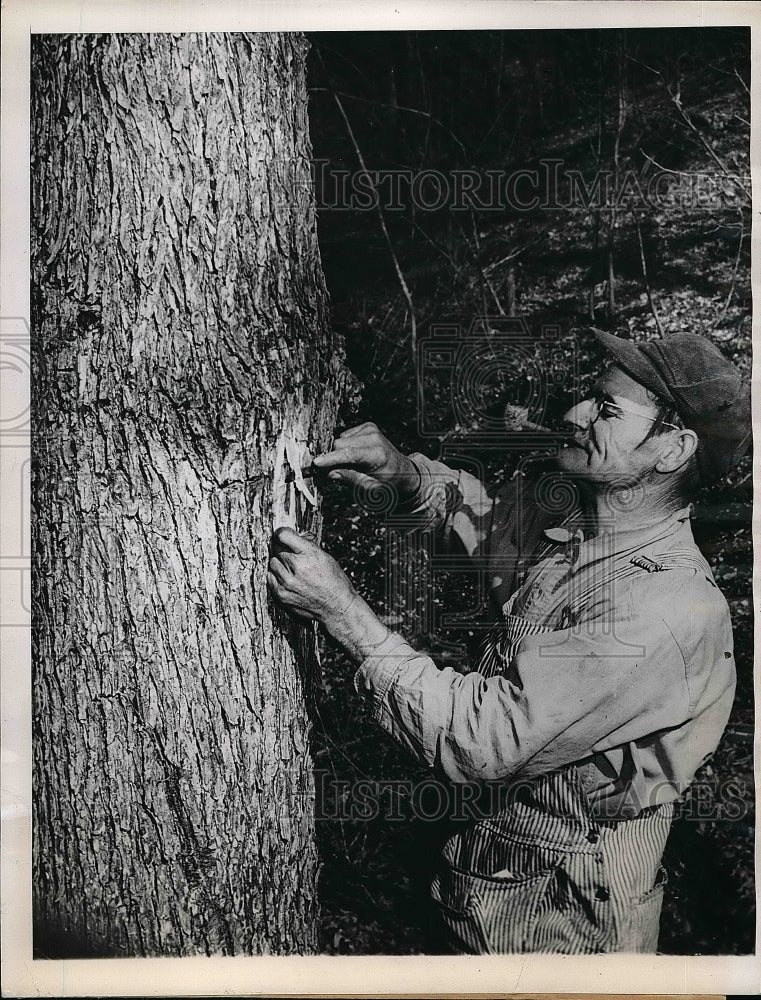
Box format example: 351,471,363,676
31,32,345,957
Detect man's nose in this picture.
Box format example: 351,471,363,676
562,399,595,432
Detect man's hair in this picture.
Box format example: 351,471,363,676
641,392,702,503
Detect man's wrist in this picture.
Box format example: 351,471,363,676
321,593,391,663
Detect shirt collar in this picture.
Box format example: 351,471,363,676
542,506,692,565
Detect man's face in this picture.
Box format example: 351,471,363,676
555,365,674,487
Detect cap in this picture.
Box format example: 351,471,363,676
591,328,751,483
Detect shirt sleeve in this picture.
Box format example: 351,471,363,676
354,574,712,783
395,453,499,555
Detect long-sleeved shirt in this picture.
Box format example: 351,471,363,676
354,454,736,818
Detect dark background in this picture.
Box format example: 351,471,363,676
304,27,753,954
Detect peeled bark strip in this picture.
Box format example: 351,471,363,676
31,32,344,957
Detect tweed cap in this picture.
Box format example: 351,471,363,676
592,328,751,483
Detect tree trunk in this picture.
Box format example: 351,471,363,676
31,32,345,958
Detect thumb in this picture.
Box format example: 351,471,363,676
327,469,380,490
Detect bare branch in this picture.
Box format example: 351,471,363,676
483,248,525,275
468,211,506,316
330,90,420,397
634,213,665,337
309,86,468,156
639,148,683,176
734,67,750,96
627,52,750,203
717,208,747,325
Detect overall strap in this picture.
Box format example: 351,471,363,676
645,547,714,578
565,545,713,622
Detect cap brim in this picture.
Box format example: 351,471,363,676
590,327,674,403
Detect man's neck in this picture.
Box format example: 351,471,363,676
581,480,684,537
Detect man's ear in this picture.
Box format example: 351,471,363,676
654,428,699,474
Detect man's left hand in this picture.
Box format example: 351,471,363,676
268,527,357,627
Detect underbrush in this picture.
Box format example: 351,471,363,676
308,28,754,955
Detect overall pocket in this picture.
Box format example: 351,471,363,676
469,864,563,953
617,865,668,953
431,863,487,953
433,860,563,954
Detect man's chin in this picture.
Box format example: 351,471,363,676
554,443,589,474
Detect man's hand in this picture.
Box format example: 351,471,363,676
268,527,356,626
267,526,392,662
312,422,420,501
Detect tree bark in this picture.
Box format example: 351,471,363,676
31,32,345,958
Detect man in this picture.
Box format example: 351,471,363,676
267,330,750,954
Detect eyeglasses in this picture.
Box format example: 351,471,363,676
590,396,681,430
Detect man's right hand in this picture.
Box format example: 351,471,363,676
312,422,421,501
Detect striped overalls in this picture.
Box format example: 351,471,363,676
430,543,709,954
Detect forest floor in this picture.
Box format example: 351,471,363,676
307,36,753,956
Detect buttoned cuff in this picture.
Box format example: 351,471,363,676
353,631,419,717
395,452,452,520
394,453,430,513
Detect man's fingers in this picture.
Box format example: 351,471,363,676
272,525,318,554
310,449,342,470
334,422,378,441
327,469,380,490
312,445,368,470
311,447,384,488
268,555,292,582
315,425,382,465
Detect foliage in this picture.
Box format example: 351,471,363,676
306,27,753,955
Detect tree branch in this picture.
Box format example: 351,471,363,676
634,213,664,337
309,87,467,156
734,67,750,97
626,51,750,203
330,89,421,398
717,208,746,325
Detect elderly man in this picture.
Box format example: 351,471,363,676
267,330,750,954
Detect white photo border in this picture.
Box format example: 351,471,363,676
2,1,758,995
